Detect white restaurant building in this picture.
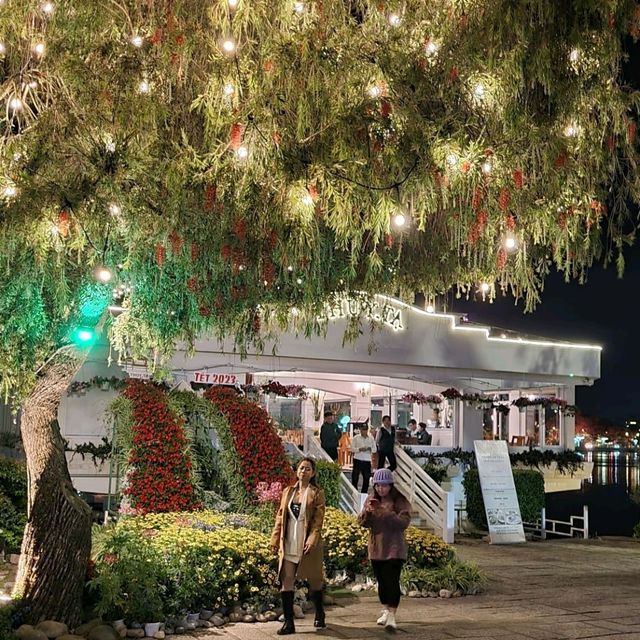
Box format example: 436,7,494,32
52,294,602,499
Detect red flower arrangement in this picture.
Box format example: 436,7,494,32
205,386,294,496
261,380,308,399
122,380,200,514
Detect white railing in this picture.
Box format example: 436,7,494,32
393,445,455,543
524,506,589,539
303,430,361,515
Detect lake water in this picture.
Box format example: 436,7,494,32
545,451,640,537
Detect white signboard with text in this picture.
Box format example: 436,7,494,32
474,440,526,544
191,371,239,386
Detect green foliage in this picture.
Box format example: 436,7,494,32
401,560,486,595
1,0,639,395
90,526,167,622
0,458,27,554
463,468,545,530
633,521,640,539
314,460,342,508
509,448,583,475
422,462,448,485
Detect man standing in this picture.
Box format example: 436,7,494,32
351,423,376,493
407,419,418,437
376,415,397,471
320,411,340,461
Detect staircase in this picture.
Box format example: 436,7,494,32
393,445,455,543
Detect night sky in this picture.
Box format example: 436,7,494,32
450,247,640,425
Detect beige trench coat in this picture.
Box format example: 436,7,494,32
270,483,326,586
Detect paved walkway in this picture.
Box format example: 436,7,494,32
219,537,640,640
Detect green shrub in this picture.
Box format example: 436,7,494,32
0,459,27,510
401,560,486,595
0,459,27,554
463,468,545,530
314,460,341,508
633,521,640,539
422,462,447,485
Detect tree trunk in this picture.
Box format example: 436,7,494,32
13,349,92,626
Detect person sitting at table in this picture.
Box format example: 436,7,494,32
416,422,432,445
407,419,418,437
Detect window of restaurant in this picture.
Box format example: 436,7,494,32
269,398,303,429
544,407,561,446
396,400,411,429
525,405,541,446
370,398,386,428
482,409,494,440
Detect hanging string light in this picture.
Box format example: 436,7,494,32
131,35,144,48
41,1,54,14
33,42,46,56
392,211,406,227
222,38,236,54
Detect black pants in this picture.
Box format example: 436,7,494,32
351,459,371,493
323,446,338,461
377,450,397,471
371,559,404,608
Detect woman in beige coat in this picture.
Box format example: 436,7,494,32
270,457,326,635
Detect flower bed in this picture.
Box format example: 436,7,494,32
91,511,278,623
322,507,453,577
121,381,199,514
204,386,294,496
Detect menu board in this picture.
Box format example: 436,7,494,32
474,440,526,544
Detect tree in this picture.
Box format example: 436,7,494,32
1,0,640,624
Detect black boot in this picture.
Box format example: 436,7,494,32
277,590,295,635
311,590,326,628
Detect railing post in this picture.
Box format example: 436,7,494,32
443,490,455,544
583,504,589,539
540,507,546,540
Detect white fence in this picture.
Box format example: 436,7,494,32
393,445,455,543
524,506,589,539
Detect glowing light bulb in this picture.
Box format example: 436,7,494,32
287,265,294,272
236,145,249,159
446,153,458,166
95,266,113,283
41,2,54,14
109,203,122,216
33,42,46,56
480,282,490,293
50,222,59,237
425,40,439,57
290,307,300,316
223,83,235,96
473,83,485,99
222,38,236,54
131,35,144,48
388,13,401,26
9,98,23,111
296,277,303,285
569,48,580,63
564,123,579,138
426,304,435,313
294,2,305,13
302,194,314,206
228,0,239,7
505,236,517,251
481,160,492,174
392,212,406,228
138,80,150,94
367,85,382,99
3,185,17,198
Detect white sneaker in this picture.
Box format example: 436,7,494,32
385,612,397,631
376,609,389,626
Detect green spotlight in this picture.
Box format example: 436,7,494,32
71,327,96,347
